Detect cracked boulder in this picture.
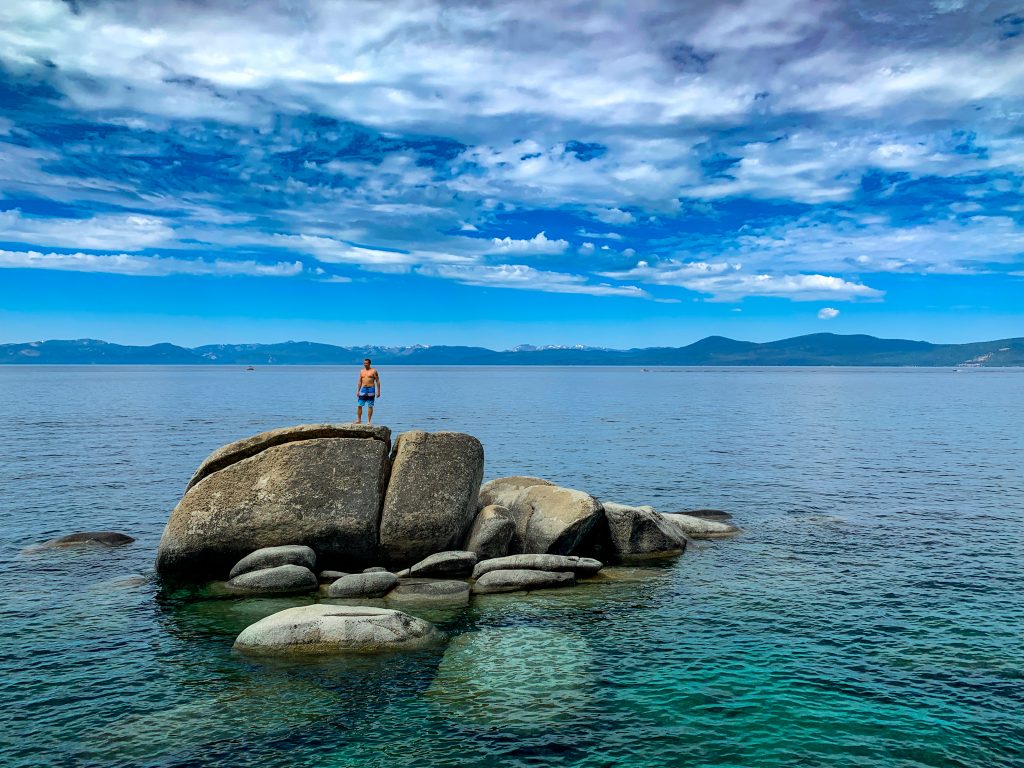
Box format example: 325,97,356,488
155,423,391,579
378,431,484,567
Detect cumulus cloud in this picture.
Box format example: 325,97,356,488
817,307,840,319
488,232,569,255
0,249,304,277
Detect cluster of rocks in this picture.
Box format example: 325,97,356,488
223,543,603,603
149,422,740,654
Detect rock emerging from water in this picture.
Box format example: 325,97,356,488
388,579,471,607
234,604,439,655
406,550,478,578
601,502,689,558
661,512,740,539
41,531,135,548
327,571,398,599
229,545,317,579
508,485,603,555
154,423,740,591
226,564,318,595
472,569,576,594
472,554,604,579
156,424,391,578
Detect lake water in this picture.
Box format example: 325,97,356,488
1,366,1022,768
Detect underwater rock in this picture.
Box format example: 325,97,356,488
40,531,135,548
234,604,438,654
661,512,740,539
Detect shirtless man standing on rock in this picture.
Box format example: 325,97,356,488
356,358,381,424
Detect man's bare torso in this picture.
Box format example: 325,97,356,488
359,368,379,387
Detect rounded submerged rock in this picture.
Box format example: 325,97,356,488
40,531,135,548
233,604,440,655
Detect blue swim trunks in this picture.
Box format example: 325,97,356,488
357,386,376,406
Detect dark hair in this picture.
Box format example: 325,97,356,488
364,358,371,363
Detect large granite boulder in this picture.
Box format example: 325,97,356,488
156,424,391,579
471,569,575,594
233,604,439,655
478,476,554,509
508,485,603,555
378,431,484,567
406,551,478,578
185,422,390,491
602,502,689,558
226,564,318,595
229,545,317,579
327,571,398,598
463,505,515,559
662,513,740,539
472,554,603,580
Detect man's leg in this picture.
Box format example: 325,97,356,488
367,405,374,424
356,405,363,423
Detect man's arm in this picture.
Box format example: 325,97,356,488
374,370,381,396
357,373,362,395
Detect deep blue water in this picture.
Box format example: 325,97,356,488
1,365,1022,768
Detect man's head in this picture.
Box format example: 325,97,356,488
363,358,371,369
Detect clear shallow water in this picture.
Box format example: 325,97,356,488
1,365,1022,768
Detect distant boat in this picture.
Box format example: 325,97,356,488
245,366,255,372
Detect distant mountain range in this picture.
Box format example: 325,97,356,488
2,334,1023,366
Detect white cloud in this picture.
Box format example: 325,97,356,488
488,231,568,255
817,307,840,319
601,260,883,301
0,209,175,251
0,249,304,277
593,208,636,225
419,263,648,298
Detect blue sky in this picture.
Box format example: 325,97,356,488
0,0,1022,348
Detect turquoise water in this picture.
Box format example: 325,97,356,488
2,366,1022,767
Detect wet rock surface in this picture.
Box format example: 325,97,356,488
233,604,439,654
406,550,478,578
226,564,319,595
472,554,603,579
229,545,317,579
471,569,576,594
327,571,399,599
